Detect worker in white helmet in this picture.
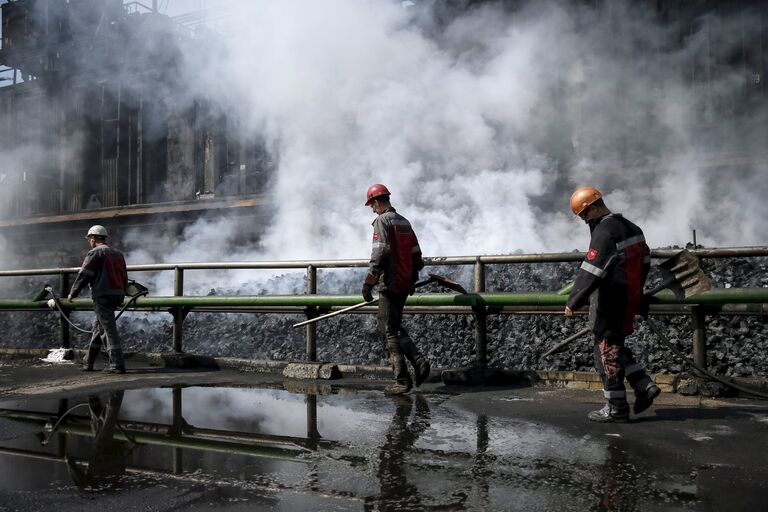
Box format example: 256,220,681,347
68,225,128,373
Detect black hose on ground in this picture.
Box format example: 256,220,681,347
44,284,148,335
644,316,768,400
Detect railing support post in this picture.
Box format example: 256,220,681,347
59,273,70,349
306,265,317,362
692,306,707,376
473,258,487,370
306,393,320,448
172,267,184,353
172,386,183,474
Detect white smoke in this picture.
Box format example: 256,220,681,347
144,0,767,274
0,140,82,273
3,0,767,290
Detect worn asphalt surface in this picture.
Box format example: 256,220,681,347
0,355,766,511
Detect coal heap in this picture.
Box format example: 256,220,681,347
1,252,766,378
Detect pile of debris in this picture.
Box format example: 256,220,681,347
1,252,766,377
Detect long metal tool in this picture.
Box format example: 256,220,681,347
542,249,711,357
292,273,467,328
541,326,591,358
644,316,768,399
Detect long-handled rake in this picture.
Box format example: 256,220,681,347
292,273,468,328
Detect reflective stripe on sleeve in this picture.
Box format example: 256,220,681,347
580,260,606,277
616,235,646,250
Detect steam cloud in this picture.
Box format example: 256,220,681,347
2,0,767,293
152,0,768,260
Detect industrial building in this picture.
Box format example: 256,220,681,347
1,0,767,261
0,0,272,260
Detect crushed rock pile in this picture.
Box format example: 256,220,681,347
1,250,766,377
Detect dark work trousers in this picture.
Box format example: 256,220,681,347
87,295,125,368
68,391,127,487
378,291,420,385
594,335,654,409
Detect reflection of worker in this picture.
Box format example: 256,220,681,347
68,225,128,373
66,391,129,488
376,395,430,510
564,187,660,423
363,184,430,395
596,437,639,511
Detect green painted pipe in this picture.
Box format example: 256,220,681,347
1,288,768,311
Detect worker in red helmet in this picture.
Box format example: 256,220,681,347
363,184,430,395
565,187,660,422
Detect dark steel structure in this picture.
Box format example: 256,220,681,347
1,0,767,260
0,0,272,258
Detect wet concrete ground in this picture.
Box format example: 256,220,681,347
0,359,767,511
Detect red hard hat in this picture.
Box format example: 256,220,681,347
365,184,391,206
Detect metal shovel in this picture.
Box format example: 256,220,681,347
645,249,711,299
542,249,712,357
292,273,468,328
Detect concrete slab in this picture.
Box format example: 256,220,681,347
0,359,766,510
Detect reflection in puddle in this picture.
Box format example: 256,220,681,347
0,386,703,510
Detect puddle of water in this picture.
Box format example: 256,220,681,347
0,385,740,511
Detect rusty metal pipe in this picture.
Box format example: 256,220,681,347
3,288,768,310
2,246,766,277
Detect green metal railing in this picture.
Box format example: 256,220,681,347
5,288,768,310
1,246,767,372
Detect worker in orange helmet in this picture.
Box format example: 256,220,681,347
565,187,660,422
363,184,430,395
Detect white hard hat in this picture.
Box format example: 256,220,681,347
87,225,108,238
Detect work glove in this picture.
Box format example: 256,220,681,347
362,284,374,302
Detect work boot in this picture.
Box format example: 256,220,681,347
413,358,431,387
387,337,411,384
102,365,126,374
633,384,661,415
384,381,412,395
399,336,430,387
106,348,125,371
588,403,629,423
81,354,95,371
81,344,100,371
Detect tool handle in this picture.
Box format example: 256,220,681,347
543,281,672,358
292,299,377,328
541,326,591,357
643,274,680,297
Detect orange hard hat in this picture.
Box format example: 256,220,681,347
570,186,603,215
365,184,391,206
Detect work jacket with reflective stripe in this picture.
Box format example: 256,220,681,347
566,213,650,337
70,244,128,300
368,207,424,295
